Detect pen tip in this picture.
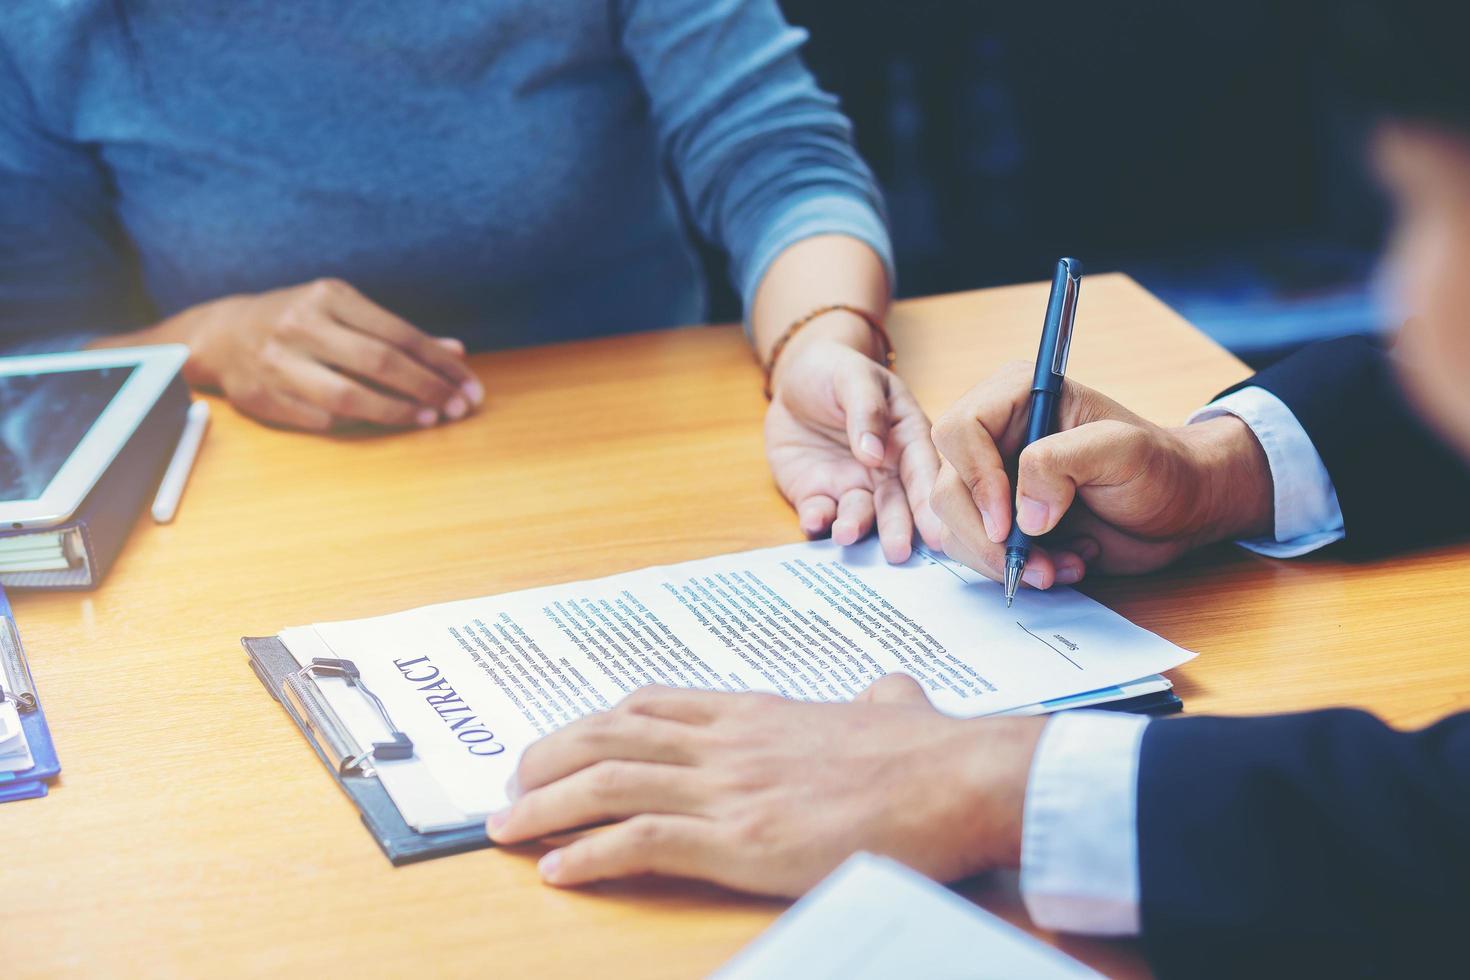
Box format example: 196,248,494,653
1006,596,1013,608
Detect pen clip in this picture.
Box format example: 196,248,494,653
1050,263,1081,378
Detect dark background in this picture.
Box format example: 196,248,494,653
704,1,1390,366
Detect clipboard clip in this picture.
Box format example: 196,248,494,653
301,659,415,769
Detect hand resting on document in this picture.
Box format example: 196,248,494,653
487,675,1045,896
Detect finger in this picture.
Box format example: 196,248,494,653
897,427,943,551
536,814,724,888
234,384,333,432
930,363,1034,543
939,522,1059,590
831,488,875,546
1049,549,1088,586
1064,535,1102,566
856,672,931,705
832,362,890,467
272,352,430,429
490,760,707,844
1014,420,1151,536
512,710,698,798
1052,510,1180,575
301,319,466,415
619,684,732,724
873,476,914,564
318,278,483,402
796,494,838,538
913,497,944,553
930,463,991,561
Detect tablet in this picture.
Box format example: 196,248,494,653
0,345,189,531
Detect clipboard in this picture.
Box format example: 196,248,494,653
247,629,1180,866
0,585,62,798
243,635,491,865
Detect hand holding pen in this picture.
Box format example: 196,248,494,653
927,260,1275,595
999,259,1082,604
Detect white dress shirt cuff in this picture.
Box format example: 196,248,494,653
1020,710,1150,937
1189,386,1345,558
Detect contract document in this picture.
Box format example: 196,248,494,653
276,538,1194,832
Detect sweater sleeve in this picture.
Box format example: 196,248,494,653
613,0,895,322
0,41,151,355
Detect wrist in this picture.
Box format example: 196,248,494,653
1179,415,1274,544
955,716,1047,871
85,298,232,389
768,310,884,396
164,297,241,389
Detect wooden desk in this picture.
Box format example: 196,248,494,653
7,274,1468,978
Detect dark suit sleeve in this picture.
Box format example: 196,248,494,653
1221,335,1470,556
1136,710,1470,978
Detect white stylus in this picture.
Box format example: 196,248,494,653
151,401,211,524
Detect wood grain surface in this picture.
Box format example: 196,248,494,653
7,274,1464,978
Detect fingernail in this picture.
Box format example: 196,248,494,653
1017,496,1050,535
979,510,998,542
462,378,484,406
1073,538,1101,563
859,432,884,463
505,773,521,801
415,408,438,428
538,849,562,881
487,808,511,835
436,337,466,352
445,395,468,420
832,519,857,545
1022,567,1045,589
1054,564,1082,586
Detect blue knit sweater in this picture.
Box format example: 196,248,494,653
0,0,891,353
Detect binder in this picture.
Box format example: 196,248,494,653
0,374,189,590
244,635,489,865
0,585,61,800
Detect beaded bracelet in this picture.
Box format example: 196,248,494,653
761,303,896,399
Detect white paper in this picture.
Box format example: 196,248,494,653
0,700,35,774
715,852,1100,979
279,538,1194,831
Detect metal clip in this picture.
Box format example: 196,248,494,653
300,659,415,766
0,616,38,713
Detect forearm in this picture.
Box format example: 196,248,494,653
750,234,890,387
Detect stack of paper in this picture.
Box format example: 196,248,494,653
0,700,34,772
274,538,1195,833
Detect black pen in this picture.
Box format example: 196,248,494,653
1004,257,1083,606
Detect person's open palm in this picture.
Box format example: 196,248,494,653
765,339,943,563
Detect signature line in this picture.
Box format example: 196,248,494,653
913,546,970,584
1016,622,1083,670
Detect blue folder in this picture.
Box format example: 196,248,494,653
0,584,61,800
